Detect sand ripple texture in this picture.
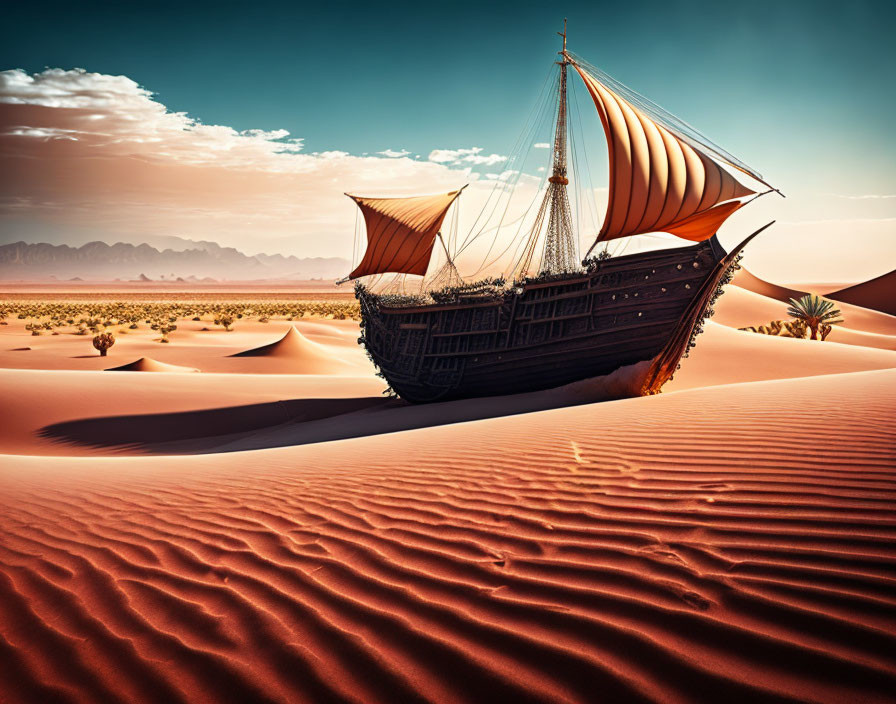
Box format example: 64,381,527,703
1,370,895,704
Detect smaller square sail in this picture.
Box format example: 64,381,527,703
346,190,463,280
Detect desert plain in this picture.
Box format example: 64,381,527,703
1,270,895,703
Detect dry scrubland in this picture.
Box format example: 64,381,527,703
1,284,895,703
1,293,360,340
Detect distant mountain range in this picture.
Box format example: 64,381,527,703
0,240,350,282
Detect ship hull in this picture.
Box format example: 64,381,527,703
357,235,748,403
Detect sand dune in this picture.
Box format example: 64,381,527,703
711,286,896,350
106,357,200,373
730,268,896,335
828,269,896,316
0,369,386,456
731,267,808,301
1,295,894,703
4,321,894,456
1,369,894,703
667,321,896,391
0,319,374,375
232,324,330,358
228,325,365,375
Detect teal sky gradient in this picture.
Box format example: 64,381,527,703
3,0,895,195
2,0,894,282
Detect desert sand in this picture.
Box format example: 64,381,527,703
1,278,895,703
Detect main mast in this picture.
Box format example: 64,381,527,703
540,19,578,275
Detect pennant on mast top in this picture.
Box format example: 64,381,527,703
571,62,755,244
346,189,463,280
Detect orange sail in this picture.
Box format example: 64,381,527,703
572,63,754,243
347,190,463,280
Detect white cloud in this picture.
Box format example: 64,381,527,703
829,193,896,200
378,148,410,158
0,68,308,169
534,142,550,149
0,68,537,265
427,146,506,167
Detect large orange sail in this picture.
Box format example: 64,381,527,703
347,190,462,280
572,63,754,243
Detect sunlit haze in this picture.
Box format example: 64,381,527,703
2,0,894,283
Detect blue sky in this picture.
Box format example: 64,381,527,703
4,0,894,192
1,0,894,280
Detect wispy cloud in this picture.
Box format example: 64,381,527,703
427,147,507,166
378,148,410,158
0,68,535,260
825,193,896,200
533,142,550,149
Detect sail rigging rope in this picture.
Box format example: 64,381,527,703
454,61,558,258
351,205,360,270
567,52,764,184
569,74,601,242
460,66,561,278
452,70,550,260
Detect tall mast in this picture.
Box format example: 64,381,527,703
540,18,577,275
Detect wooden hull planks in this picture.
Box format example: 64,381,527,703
356,235,747,403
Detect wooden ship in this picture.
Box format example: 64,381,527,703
341,22,779,403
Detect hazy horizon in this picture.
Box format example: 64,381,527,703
2,0,894,284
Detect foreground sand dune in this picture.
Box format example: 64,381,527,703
1,369,894,703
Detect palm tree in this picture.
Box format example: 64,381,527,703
786,294,843,340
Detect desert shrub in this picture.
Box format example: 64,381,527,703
787,294,843,341
92,332,115,356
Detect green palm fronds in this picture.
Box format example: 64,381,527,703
786,294,844,340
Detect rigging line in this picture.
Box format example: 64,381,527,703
456,60,559,254
467,94,558,278
455,62,557,253
569,52,768,188
569,74,601,239
448,195,460,257
567,86,586,260
509,182,552,279
459,71,560,274
499,98,564,277
447,198,460,260
351,205,360,269
461,146,548,276
498,77,563,247
470,172,545,279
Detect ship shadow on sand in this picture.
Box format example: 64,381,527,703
37,362,650,455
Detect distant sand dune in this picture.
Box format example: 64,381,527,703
732,268,896,334
828,269,896,316
1,370,894,703
106,357,199,373
230,325,357,374
710,287,896,350
732,267,808,301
